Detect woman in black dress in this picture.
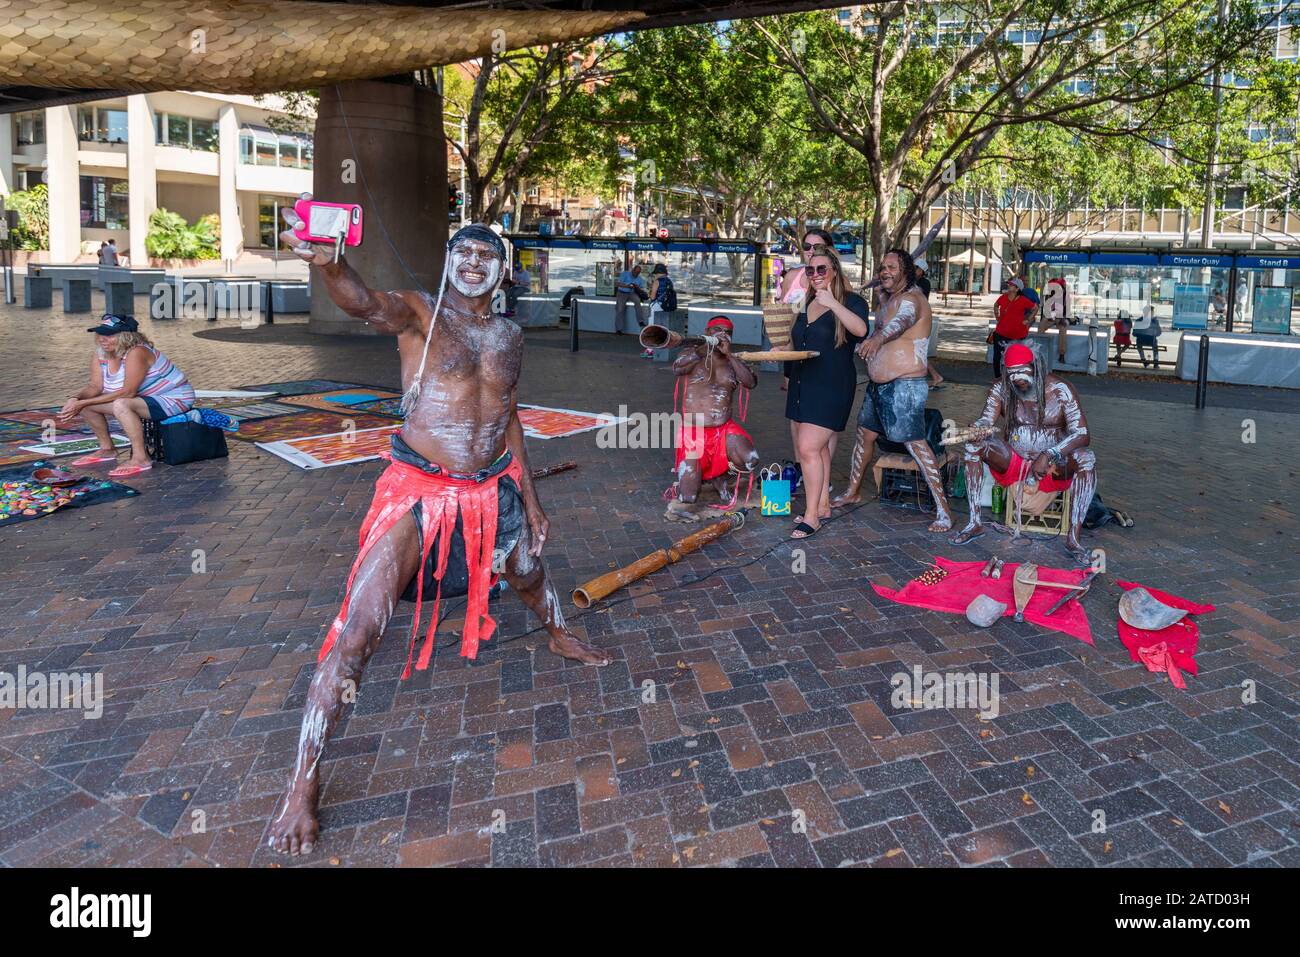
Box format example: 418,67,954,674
784,248,870,538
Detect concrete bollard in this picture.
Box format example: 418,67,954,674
24,275,53,308
62,277,92,313
105,281,136,317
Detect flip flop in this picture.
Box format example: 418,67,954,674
108,463,152,479
70,452,119,466
791,521,819,539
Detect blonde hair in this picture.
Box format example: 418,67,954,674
107,330,154,359
803,248,851,347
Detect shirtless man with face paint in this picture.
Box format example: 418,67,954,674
829,248,953,533
268,198,611,856
665,316,759,521
950,342,1097,565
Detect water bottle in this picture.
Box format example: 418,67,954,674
782,461,800,496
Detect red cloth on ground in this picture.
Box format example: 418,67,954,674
320,453,523,676
994,294,1035,339
675,418,752,481
1116,580,1213,689
989,449,1072,493
872,557,1093,645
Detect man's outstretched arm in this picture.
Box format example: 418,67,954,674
279,194,418,335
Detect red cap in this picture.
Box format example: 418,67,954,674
1004,344,1035,368
706,316,734,332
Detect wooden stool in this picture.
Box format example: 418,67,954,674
1008,486,1071,536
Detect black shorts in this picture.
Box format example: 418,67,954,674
142,396,169,420
856,377,929,444
388,435,527,603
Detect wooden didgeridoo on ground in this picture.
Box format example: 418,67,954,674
531,461,577,480
571,510,746,609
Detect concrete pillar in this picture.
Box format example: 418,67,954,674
0,114,15,196
218,104,242,265
309,80,447,335
45,106,81,261
127,95,157,264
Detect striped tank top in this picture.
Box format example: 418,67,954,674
101,346,196,417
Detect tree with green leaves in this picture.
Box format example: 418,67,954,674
752,1,1290,262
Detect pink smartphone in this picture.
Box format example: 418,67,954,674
292,199,363,246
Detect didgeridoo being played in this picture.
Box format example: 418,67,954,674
572,510,746,608
639,326,818,363
664,316,760,522
266,200,611,858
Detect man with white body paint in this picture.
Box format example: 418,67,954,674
665,316,759,522
829,248,953,533
268,199,611,857
950,342,1097,566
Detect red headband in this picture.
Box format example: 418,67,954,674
1004,344,1035,369
706,316,734,332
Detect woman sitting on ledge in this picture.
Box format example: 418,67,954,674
58,314,196,478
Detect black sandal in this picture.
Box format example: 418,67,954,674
791,521,819,539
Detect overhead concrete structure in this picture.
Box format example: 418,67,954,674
1,0,861,333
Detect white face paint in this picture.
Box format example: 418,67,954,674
448,241,502,298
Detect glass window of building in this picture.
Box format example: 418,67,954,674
192,118,218,151
79,175,129,229
255,135,278,166
167,114,190,146
14,111,44,147
239,132,254,164
77,106,128,143
102,109,128,143
299,138,314,169
154,113,164,144
278,138,301,168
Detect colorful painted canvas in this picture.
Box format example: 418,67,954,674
212,401,310,422
348,398,404,418
517,404,626,440
240,379,368,396
0,440,44,467
233,411,397,443
1,408,93,433
0,419,47,443
256,424,401,470
20,434,130,457
281,389,401,412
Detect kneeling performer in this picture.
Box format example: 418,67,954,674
831,248,953,533
666,316,759,521
269,203,610,856
950,343,1097,565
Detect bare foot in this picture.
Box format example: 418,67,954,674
950,524,985,546
928,514,953,533
549,631,612,666
1065,540,1092,567
830,491,861,508
267,791,319,856
665,500,703,523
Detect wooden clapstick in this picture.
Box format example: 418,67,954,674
531,461,577,480
940,425,998,446
571,511,745,608
734,350,820,362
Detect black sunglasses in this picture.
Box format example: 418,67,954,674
802,241,829,251
807,264,833,276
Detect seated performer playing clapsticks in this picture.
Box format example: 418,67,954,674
950,342,1097,565
268,198,610,857
829,248,953,533
665,316,759,522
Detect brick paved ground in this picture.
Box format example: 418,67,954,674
0,292,1297,868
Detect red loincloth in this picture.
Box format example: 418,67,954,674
990,449,1072,493
675,418,752,482
872,557,1094,645
1116,580,1213,690
320,452,524,676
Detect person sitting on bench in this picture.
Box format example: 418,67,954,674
58,314,196,478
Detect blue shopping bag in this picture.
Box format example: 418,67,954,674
760,463,791,516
